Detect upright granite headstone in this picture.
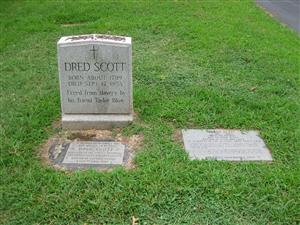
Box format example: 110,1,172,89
57,34,133,129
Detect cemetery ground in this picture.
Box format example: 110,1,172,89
0,1,299,224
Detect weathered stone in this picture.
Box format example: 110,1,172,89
182,129,272,161
49,141,127,170
57,34,133,129
63,141,125,165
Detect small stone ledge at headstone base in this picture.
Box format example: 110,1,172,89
62,114,134,130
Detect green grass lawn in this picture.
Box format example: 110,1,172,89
1,1,299,224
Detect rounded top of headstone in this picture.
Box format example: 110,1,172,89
58,34,131,45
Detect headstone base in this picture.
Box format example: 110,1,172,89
62,114,133,130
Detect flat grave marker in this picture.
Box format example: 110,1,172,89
49,141,127,170
182,129,272,161
63,141,125,165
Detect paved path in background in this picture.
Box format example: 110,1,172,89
257,0,300,34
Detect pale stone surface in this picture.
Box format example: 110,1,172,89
62,141,125,165
57,34,133,129
182,129,272,161
62,114,133,130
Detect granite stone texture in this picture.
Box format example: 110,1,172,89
182,129,272,161
57,34,133,129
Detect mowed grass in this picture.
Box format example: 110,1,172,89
0,1,299,224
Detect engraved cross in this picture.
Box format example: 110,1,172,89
90,45,98,60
